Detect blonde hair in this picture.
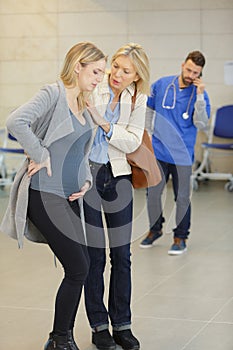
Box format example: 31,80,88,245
111,43,150,95
60,42,107,110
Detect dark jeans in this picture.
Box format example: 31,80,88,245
147,160,192,240
83,161,133,330
28,189,90,334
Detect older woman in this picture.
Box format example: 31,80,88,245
83,43,150,350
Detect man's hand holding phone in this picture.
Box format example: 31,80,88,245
193,76,205,95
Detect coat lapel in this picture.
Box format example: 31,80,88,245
43,81,74,147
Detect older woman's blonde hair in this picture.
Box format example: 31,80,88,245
111,43,150,95
60,42,107,110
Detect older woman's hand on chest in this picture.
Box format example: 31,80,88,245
86,100,111,134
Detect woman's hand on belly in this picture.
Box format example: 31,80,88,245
68,181,90,201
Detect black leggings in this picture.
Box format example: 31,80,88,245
28,189,90,334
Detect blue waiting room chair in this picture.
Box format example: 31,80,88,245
191,105,233,192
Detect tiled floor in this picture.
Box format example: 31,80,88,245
0,180,233,350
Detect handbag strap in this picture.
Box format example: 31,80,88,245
131,85,137,112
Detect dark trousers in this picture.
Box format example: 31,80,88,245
28,189,90,334
147,160,192,239
83,162,133,329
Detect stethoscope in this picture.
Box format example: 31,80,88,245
162,76,195,120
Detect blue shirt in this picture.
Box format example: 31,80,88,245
147,75,211,166
89,87,120,164
30,111,91,198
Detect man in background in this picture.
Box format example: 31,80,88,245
140,51,211,255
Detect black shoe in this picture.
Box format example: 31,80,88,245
67,330,80,350
113,329,140,350
44,332,71,350
92,329,116,350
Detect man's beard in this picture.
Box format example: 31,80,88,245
181,73,193,86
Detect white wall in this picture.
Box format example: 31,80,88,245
0,0,233,169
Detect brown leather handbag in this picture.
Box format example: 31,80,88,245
126,88,162,189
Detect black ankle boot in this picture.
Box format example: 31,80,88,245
92,329,116,350
67,330,80,350
113,329,140,350
44,332,71,350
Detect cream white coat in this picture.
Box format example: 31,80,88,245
90,73,147,177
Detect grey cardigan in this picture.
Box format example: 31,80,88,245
0,80,95,248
